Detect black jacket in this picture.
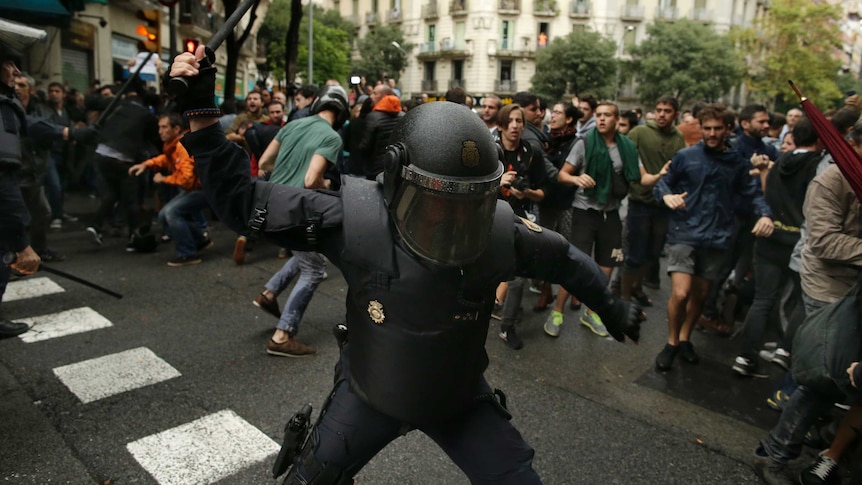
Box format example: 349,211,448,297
358,110,403,180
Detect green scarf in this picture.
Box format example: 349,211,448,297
583,127,640,204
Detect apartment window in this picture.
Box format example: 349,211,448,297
455,21,465,46
428,24,436,42
622,26,636,54
425,61,436,81
694,0,706,8
501,20,513,50
538,22,549,48
453,60,463,80
658,0,676,8
500,60,513,82
352,0,359,16
572,23,586,31
372,0,379,12
626,0,638,5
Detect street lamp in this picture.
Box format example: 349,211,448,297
392,41,409,99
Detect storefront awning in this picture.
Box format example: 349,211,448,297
0,0,71,27
0,17,47,52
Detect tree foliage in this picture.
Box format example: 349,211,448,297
352,24,413,84
628,19,742,106
531,29,618,102
732,0,842,106
258,0,354,85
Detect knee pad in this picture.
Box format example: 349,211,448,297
281,435,353,485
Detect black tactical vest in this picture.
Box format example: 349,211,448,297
340,177,515,425
0,93,25,169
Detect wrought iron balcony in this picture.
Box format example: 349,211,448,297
421,79,438,91
534,0,559,17
365,11,379,25
498,0,520,14
620,4,643,21
387,8,401,22
494,79,517,92
422,2,439,19
690,8,712,23
655,6,678,21
450,0,468,16
570,1,590,18
448,79,465,90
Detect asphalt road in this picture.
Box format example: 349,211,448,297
0,194,792,484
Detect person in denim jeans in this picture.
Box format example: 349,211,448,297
754,123,862,485
128,113,211,267
252,85,348,357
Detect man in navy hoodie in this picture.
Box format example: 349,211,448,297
653,103,773,372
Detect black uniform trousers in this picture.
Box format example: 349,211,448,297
299,346,543,485
0,170,31,309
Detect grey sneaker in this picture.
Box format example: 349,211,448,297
543,311,564,337
579,311,608,337
753,447,794,485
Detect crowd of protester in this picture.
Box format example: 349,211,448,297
5,61,862,484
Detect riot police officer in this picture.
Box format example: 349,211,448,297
170,48,643,485
0,44,41,337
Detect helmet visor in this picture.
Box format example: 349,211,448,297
393,180,499,266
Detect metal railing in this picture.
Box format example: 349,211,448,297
690,8,711,22
365,11,379,25
422,2,439,19
450,0,467,15
494,79,517,92
387,8,401,21
449,79,465,90
421,79,438,91
498,0,520,13
620,4,643,20
534,0,558,15
419,41,436,53
570,1,590,17
655,6,678,20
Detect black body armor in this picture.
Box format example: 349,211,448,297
340,177,515,425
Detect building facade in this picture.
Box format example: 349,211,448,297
328,0,762,101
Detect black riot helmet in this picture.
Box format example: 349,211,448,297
382,101,503,267
309,84,349,130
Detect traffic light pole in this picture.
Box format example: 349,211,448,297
93,51,155,129
169,3,177,60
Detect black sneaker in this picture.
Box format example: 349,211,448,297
196,238,214,252
771,348,791,371
0,319,29,339
490,302,503,321
86,227,103,246
499,325,523,350
733,356,757,376
678,340,699,364
800,452,838,485
167,255,202,267
655,344,678,371
38,248,66,263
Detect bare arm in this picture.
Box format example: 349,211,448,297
304,153,332,189
258,137,281,174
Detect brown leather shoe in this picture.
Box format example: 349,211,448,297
266,338,316,357
253,293,281,319
532,283,553,312
233,236,247,265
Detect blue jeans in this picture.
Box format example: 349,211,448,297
45,152,64,220
265,251,326,336
760,293,831,465
157,190,209,257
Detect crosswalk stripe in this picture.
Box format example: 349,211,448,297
2,277,64,302
17,306,113,343
126,409,280,485
52,347,181,404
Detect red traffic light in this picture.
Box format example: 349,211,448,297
184,38,200,53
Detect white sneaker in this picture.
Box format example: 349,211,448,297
50,218,62,230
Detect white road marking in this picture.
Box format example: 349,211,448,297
127,410,279,485
17,307,113,343
2,277,64,302
53,347,181,404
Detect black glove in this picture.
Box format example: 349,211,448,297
603,299,644,343
167,48,218,115
69,126,99,144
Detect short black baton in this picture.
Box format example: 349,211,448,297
167,0,259,96
3,252,123,299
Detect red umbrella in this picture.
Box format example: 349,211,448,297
789,80,862,202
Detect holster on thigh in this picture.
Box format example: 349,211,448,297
281,432,353,485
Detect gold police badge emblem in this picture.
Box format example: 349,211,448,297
461,140,480,167
519,216,543,233
368,300,385,324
